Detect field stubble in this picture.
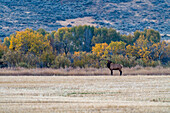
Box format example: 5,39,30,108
0,75,170,113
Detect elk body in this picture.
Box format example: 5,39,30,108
107,60,122,76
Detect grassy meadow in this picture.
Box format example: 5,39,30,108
0,75,170,113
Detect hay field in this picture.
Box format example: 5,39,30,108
0,76,170,113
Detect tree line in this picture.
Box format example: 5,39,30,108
0,25,169,68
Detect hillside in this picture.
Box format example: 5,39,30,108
0,0,169,39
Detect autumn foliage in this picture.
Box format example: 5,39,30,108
0,26,169,68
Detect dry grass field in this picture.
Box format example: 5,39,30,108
0,75,170,113
0,67,170,76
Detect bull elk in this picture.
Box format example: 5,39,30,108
107,60,122,76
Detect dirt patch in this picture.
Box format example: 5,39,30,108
56,17,97,27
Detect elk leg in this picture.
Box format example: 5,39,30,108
111,70,113,75
119,70,122,76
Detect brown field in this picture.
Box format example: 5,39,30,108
0,67,170,76
0,75,170,113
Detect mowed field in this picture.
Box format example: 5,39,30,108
0,76,170,113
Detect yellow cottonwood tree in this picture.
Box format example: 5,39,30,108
92,43,108,58
0,44,7,59
9,28,52,55
106,41,126,55
3,37,10,48
149,41,166,60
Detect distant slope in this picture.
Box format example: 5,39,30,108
0,0,169,39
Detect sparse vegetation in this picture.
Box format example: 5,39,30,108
1,0,169,39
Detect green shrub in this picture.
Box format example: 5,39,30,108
136,59,145,66
54,54,71,68
18,62,29,68
147,60,161,67
110,55,136,67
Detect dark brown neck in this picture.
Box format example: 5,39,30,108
107,61,112,68
107,62,110,68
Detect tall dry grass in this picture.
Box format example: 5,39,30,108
0,66,169,76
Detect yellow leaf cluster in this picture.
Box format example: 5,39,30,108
92,43,108,57
107,41,126,54
8,28,52,55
